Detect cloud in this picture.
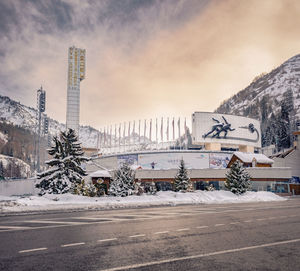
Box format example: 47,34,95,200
0,0,300,130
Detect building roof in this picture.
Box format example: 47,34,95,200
89,170,112,178
233,152,274,164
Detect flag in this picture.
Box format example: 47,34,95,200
138,120,141,145
172,117,175,141
161,117,163,142
128,122,131,145
133,120,135,135
123,122,126,144
149,119,152,141
144,119,146,142
166,117,169,141
119,124,121,146
184,118,187,140
110,125,112,147
156,118,158,143
114,124,117,146
178,117,181,139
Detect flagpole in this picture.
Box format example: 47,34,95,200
156,118,158,150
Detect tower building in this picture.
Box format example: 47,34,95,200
66,46,86,135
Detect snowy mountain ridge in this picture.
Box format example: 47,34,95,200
216,54,300,120
0,95,99,148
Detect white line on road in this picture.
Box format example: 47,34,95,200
23,220,86,225
230,222,240,225
99,238,300,271
244,220,253,223
154,231,169,235
129,234,146,238
0,225,30,230
61,242,85,247
176,228,190,231
256,218,266,221
98,238,117,242
19,247,47,253
196,226,208,229
215,224,225,227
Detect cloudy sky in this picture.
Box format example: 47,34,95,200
1,0,300,129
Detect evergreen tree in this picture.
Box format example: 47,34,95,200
225,161,251,195
109,163,135,197
36,129,89,195
0,161,4,180
174,159,190,192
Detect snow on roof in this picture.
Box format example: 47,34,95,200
89,170,112,178
233,152,274,164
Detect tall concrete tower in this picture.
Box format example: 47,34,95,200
66,46,86,135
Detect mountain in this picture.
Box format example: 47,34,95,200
0,95,99,148
215,54,300,148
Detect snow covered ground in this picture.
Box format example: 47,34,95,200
0,191,286,214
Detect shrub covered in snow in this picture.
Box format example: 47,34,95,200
174,159,191,192
36,129,89,195
109,163,135,197
225,160,251,195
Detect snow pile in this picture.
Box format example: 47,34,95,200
0,191,286,213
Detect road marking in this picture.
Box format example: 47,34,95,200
23,220,85,225
230,222,240,225
99,238,300,271
0,225,30,230
196,226,208,229
176,228,190,231
154,231,169,235
19,247,47,253
61,242,85,247
244,220,253,223
129,234,146,238
215,224,225,227
98,238,117,242
256,218,266,221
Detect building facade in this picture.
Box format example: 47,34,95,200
66,46,86,135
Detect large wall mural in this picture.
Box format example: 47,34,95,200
193,112,261,148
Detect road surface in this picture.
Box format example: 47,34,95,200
0,198,300,270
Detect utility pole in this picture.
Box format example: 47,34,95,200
36,86,46,173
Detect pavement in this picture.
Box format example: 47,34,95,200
0,198,300,270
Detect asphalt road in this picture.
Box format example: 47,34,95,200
0,198,300,271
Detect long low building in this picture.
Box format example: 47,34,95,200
134,167,291,193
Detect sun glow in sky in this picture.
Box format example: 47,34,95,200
1,0,300,129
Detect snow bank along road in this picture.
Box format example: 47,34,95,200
0,199,300,271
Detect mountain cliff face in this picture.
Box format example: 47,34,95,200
216,54,300,119
0,95,99,148
215,54,300,148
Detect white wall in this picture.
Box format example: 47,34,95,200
0,179,38,196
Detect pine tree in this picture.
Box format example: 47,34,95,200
109,163,135,197
174,159,190,192
225,161,251,195
0,161,4,180
36,129,89,195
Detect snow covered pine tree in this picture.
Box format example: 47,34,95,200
36,129,89,195
225,160,251,195
174,159,190,192
109,163,135,197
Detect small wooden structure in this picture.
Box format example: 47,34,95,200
227,152,274,168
